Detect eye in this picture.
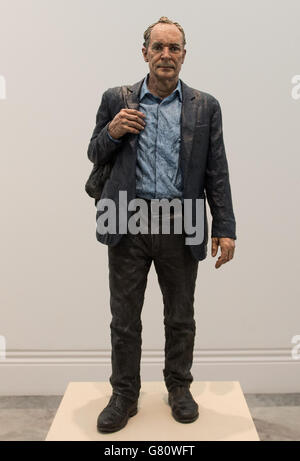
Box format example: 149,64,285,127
152,44,180,52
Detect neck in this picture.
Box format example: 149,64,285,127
147,73,178,99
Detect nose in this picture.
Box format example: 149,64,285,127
161,46,172,59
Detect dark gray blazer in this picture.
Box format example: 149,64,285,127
87,76,236,261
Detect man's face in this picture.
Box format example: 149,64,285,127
142,23,186,82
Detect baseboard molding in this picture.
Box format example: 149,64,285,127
0,348,299,394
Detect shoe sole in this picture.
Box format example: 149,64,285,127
97,406,138,433
171,410,199,424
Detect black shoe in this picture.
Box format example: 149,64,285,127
168,386,199,423
97,393,138,433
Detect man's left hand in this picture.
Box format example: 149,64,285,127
211,237,235,269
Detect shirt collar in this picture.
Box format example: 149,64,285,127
140,72,182,102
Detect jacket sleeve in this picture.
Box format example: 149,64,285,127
87,89,123,165
205,98,237,240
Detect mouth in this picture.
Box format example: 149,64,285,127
158,66,173,69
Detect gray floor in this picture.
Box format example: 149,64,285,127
0,394,299,441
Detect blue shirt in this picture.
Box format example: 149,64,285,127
107,73,183,200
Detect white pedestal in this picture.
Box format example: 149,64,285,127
45,381,259,441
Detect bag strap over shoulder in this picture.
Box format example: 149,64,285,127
121,85,128,108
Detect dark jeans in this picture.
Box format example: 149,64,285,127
107,198,199,403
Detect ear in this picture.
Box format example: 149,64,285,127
142,46,148,62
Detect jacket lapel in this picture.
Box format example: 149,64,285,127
124,76,199,195
178,81,199,193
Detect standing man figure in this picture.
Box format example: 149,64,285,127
87,16,236,433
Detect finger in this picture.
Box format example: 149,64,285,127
123,109,146,117
122,125,143,134
215,256,228,268
215,246,229,267
211,238,219,257
122,112,146,123
123,109,146,121
211,246,218,257
128,119,146,130
216,249,234,267
119,120,145,135
228,248,235,261
122,114,146,130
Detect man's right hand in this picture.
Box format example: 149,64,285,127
108,109,146,139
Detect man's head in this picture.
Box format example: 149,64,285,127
142,16,186,83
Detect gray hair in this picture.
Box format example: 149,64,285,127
143,16,186,50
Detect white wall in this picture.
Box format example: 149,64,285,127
0,0,299,394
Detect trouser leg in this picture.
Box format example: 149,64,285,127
108,232,152,402
153,215,199,392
